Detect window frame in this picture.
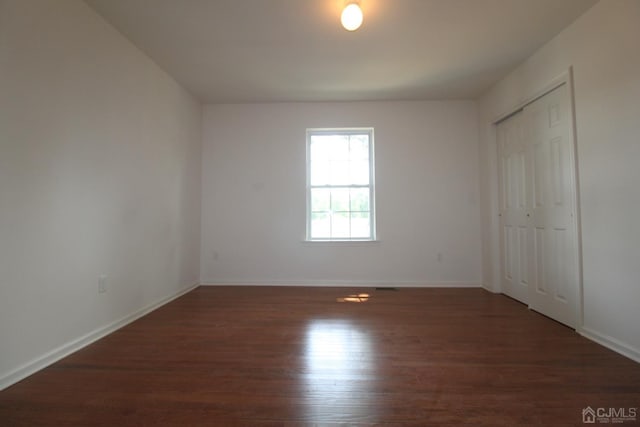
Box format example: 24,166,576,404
305,127,376,242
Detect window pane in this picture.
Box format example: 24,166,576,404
350,188,370,212
311,212,330,238
350,160,369,185
351,212,370,238
311,188,330,212
332,212,350,238
349,135,369,161
330,188,350,212
329,160,349,185
310,161,329,185
327,135,349,160
310,139,331,162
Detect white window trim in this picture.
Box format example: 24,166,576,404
305,127,376,242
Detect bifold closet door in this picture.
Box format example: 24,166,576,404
498,83,578,328
525,83,578,328
497,111,530,305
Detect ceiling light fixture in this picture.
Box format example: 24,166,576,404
341,1,363,31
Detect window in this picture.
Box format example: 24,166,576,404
306,128,375,241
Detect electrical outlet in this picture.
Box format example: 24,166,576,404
98,275,108,293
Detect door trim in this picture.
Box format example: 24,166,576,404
490,67,583,331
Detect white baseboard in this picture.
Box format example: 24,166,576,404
580,327,640,364
200,279,481,288
0,282,199,391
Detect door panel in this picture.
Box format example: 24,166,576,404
504,226,512,281
551,227,568,302
533,141,546,208
534,227,545,294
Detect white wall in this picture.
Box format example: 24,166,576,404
201,101,481,286
478,0,640,360
0,0,202,388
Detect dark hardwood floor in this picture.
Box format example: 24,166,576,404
1,286,639,426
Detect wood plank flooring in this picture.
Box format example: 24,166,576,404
1,286,639,426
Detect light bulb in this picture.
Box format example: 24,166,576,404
341,3,363,31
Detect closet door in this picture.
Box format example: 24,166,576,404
525,83,578,328
497,111,530,304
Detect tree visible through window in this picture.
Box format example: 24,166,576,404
306,128,375,241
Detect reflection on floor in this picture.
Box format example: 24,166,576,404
303,319,375,421
336,293,369,303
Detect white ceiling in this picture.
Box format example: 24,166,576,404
85,0,597,103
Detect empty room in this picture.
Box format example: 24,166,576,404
1,0,639,425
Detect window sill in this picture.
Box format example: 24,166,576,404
302,239,381,246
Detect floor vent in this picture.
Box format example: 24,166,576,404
375,287,398,291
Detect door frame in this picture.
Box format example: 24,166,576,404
490,67,584,331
